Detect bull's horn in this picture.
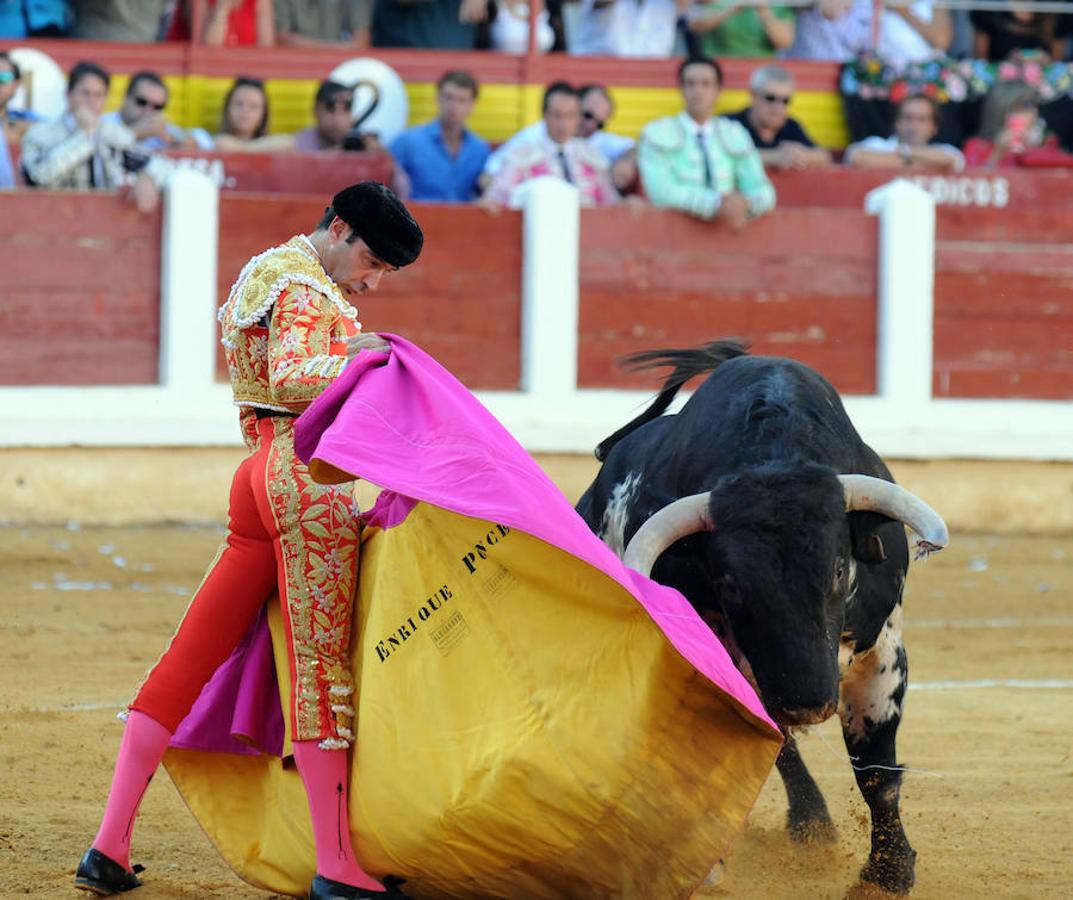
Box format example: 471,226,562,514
838,474,949,558
623,493,714,575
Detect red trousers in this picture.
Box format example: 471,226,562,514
132,417,360,746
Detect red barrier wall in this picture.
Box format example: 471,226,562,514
173,151,395,194
0,193,162,385
770,168,1073,211
934,209,1073,399
6,191,1072,402
0,39,841,91
578,208,879,395
216,197,522,389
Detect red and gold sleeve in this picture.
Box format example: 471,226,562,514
267,284,348,410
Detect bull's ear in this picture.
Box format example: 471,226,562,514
849,511,888,564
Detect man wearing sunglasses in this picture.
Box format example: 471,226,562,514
579,85,634,162
726,65,830,171
101,70,213,152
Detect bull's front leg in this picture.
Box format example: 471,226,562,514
775,736,837,843
838,603,915,894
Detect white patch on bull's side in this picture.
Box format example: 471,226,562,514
599,471,642,558
838,603,905,741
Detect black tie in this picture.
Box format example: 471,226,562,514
557,147,574,184
697,130,713,188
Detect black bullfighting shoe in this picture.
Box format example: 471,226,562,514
74,848,145,894
309,874,409,899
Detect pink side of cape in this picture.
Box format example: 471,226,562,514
294,336,777,733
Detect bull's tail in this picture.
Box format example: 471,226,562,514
594,339,750,461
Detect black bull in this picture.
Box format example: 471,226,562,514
576,341,948,895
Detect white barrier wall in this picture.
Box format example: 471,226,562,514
2,172,1071,460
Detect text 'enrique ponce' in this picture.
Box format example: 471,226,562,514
461,524,512,575
374,584,454,663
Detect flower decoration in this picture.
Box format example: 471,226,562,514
842,57,1073,104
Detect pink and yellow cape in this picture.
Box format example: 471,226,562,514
162,337,782,899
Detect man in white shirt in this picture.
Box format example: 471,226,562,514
844,93,964,173
877,0,952,66
570,0,685,57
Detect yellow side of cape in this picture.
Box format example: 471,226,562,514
164,502,781,899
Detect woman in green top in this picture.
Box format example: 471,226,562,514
686,3,796,57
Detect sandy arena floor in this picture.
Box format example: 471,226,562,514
2,468,1071,898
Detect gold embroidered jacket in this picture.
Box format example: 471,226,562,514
218,236,360,441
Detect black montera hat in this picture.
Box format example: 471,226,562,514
330,181,424,268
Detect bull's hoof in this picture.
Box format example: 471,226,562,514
858,846,916,895
787,813,838,845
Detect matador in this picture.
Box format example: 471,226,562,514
76,182,424,900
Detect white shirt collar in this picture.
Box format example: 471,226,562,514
543,135,576,153
679,111,716,138
298,234,322,261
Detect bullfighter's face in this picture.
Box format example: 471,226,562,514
322,220,396,299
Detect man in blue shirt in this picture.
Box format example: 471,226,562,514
390,69,489,203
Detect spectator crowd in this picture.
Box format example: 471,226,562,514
3,0,1073,61
5,50,1073,219
4,2,1073,219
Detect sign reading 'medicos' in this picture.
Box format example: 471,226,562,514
910,175,1010,208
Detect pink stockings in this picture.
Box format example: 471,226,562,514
293,741,382,891
92,714,382,891
91,711,171,871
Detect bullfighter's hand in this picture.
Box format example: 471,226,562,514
346,332,391,358
717,192,748,232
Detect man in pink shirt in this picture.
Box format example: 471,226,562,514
482,82,618,208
